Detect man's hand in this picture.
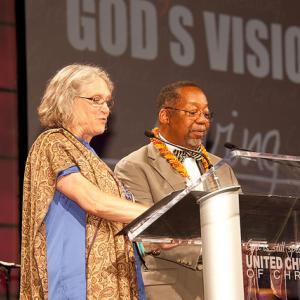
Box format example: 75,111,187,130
144,240,183,256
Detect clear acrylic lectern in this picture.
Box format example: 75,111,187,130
119,150,300,300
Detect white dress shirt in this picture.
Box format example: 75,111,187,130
159,134,202,185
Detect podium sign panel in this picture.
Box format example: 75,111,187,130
203,151,300,299
119,151,300,299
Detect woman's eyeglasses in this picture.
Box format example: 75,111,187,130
77,95,114,109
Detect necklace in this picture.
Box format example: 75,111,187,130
150,127,211,179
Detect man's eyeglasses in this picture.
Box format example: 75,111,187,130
77,95,114,109
164,106,213,120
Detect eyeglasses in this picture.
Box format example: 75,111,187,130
164,106,213,120
77,95,114,109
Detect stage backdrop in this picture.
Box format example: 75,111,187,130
25,0,300,164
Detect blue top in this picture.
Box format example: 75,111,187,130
45,165,85,299
45,138,146,299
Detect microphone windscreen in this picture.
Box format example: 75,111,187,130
144,130,155,138
224,142,238,150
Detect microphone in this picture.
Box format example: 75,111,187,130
144,130,213,169
224,142,238,150
224,142,250,152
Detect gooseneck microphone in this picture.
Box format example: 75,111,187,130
224,142,238,150
144,130,213,169
224,142,250,152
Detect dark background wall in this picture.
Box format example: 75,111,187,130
1,0,300,298
25,0,300,162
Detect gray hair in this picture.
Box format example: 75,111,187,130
38,64,114,128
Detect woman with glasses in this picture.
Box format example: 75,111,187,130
20,64,148,299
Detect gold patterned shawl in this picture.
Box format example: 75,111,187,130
20,128,138,299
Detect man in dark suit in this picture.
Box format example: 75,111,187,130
115,81,237,299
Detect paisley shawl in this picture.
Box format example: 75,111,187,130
20,128,138,299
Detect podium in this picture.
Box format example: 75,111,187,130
119,150,300,299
